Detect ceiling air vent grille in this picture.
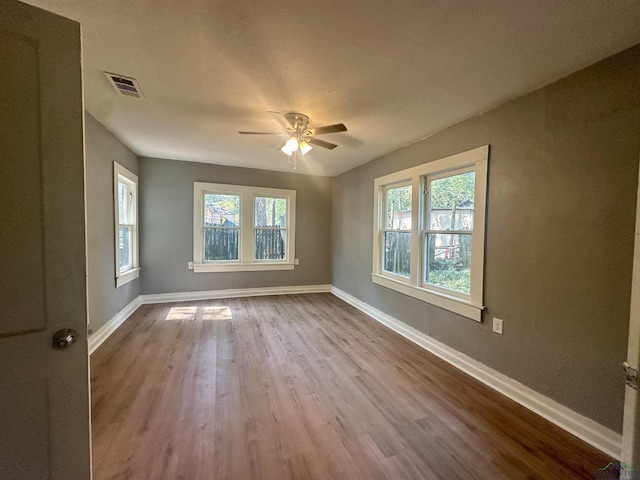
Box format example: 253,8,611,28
104,72,144,99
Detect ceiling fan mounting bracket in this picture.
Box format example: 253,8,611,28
284,112,309,135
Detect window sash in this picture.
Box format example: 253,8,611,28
422,229,474,235
203,226,240,262
423,165,476,233
119,224,133,272
254,196,288,228
118,182,129,223
383,183,412,230
381,229,411,280
203,192,241,227
254,228,287,261
422,231,473,297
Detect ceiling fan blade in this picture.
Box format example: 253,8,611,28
238,131,282,135
308,137,338,150
306,123,347,135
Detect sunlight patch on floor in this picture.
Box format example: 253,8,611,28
164,305,232,321
165,306,197,321
203,306,232,321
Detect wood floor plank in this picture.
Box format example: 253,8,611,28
91,293,613,479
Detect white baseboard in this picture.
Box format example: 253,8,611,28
88,296,142,354
330,286,622,459
139,284,332,304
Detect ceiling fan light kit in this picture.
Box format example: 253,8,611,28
298,140,312,155
240,112,347,170
281,136,300,155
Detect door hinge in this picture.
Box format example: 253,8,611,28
624,362,639,389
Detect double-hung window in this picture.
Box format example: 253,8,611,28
193,182,296,272
203,192,241,261
382,183,412,279
372,146,488,321
423,167,476,295
114,162,139,287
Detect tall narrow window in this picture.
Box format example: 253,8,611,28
382,184,412,278
255,196,288,261
118,181,133,271
423,170,475,294
114,162,139,287
203,193,240,261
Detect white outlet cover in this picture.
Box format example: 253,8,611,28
492,317,504,335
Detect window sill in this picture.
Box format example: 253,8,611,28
371,273,484,322
116,268,140,288
193,262,295,273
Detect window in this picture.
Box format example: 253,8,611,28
372,146,488,321
423,169,475,294
114,162,139,287
203,193,240,261
383,184,412,278
193,183,296,272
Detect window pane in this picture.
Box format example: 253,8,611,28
255,229,286,260
425,233,472,294
204,228,239,260
255,197,287,227
118,181,128,223
386,185,412,230
119,225,132,271
428,172,475,231
383,231,410,277
204,194,240,227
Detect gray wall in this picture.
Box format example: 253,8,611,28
138,158,332,294
85,113,140,333
332,46,640,433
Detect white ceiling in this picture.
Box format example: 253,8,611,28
24,0,640,176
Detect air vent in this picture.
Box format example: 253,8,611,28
104,72,144,99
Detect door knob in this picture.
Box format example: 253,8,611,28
52,329,78,350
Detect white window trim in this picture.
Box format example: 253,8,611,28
372,145,489,322
193,182,296,273
114,162,140,287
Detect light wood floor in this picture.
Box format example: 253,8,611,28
91,293,611,479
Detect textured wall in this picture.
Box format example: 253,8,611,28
85,113,140,333
332,46,640,432
138,158,332,294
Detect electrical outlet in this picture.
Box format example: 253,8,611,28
188,261,194,270
492,317,504,335
294,258,299,265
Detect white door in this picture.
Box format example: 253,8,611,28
623,153,640,469
0,2,91,479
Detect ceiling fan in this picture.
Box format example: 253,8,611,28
239,112,347,169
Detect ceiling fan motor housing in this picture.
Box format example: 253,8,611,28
284,112,310,136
